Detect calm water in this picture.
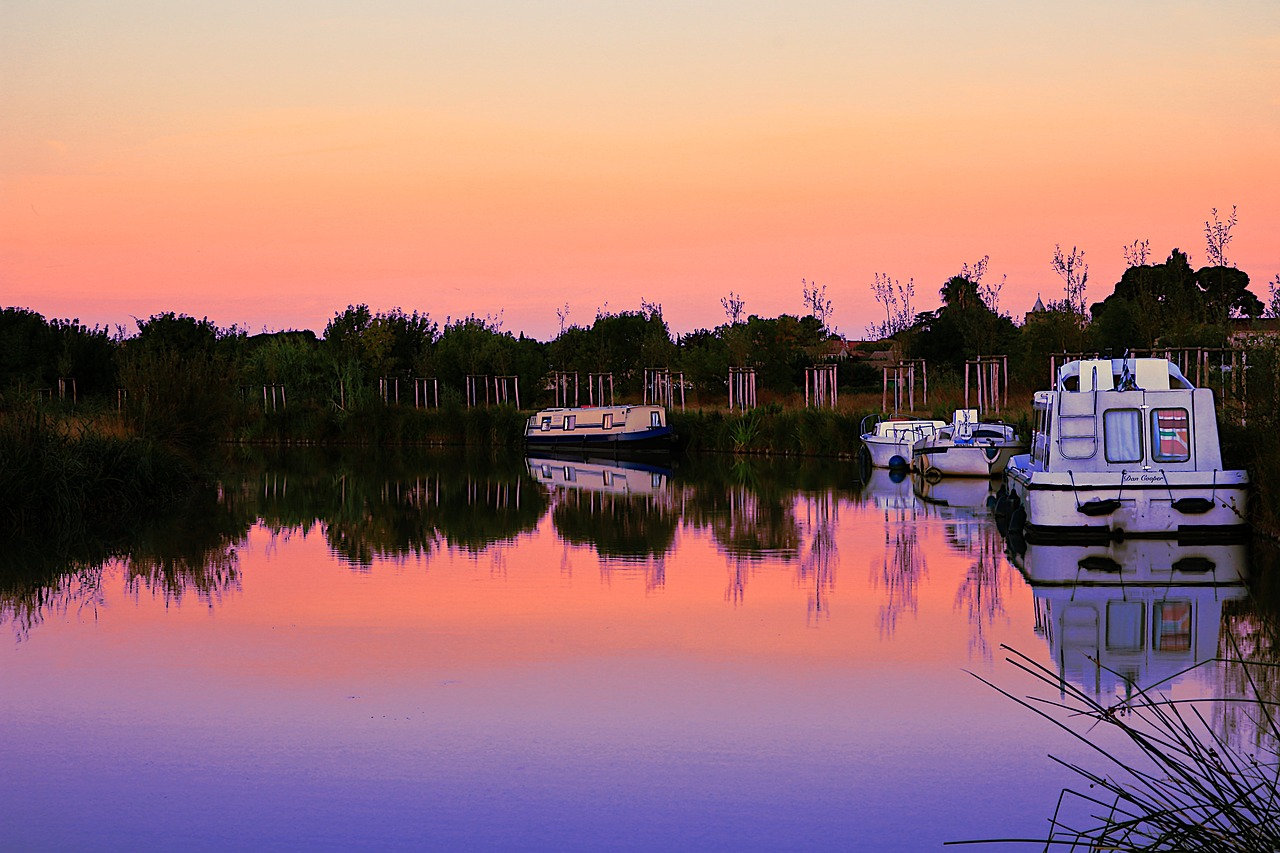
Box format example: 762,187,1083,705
0,449,1268,851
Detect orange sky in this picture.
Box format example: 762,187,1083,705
3,1,1278,339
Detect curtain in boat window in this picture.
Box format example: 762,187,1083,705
1151,408,1190,462
1103,409,1142,463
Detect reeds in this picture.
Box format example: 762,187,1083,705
955,644,1280,851
0,407,194,539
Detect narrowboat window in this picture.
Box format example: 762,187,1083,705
1106,601,1145,651
563,415,576,430
1153,601,1192,652
650,411,662,428
1151,408,1190,463
651,473,663,488
602,413,613,429
1103,409,1143,463
540,416,552,431
563,466,575,481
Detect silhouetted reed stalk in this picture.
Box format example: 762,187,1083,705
954,643,1280,851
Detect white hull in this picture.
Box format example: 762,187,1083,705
1006,457,1248,542
862,435,915,469
915,442,1024,478
860,418,946,469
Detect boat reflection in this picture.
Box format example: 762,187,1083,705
1014,540,1249,696
526,454,671,496
529,455,678,579
859,466,916,513
913,474,996,514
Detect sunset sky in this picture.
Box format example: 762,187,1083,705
3,1,1278,341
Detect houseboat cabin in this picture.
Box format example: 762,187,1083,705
524,404,674,452
1004,358,1248,543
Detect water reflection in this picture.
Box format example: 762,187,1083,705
532,456,678,577
8,447,1280,850
0,485,249,640
1013,540,1250,698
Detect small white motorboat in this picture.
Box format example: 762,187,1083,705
912,409,1026,478
859,415,946,469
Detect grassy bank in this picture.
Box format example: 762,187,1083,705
0,409,197,539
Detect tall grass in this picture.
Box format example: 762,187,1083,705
957,645,1280,850
0,407,195,539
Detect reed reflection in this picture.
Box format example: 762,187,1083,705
0,485,250,640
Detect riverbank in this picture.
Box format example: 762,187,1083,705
0,410,198,540
12,397,1280,541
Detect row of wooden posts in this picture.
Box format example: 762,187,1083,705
39,348,1258,417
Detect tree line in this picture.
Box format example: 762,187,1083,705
2,208,1276,428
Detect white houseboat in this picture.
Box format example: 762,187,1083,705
524,404,674,453
859,415,947,469
912,408,1026,478
1004,357,1248,543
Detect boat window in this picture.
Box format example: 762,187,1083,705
602,413,613,429
1153,601,1192,652
650,411,662,428
540,416,552,431
563,415,576,430
1032,405,1049,464
1151,408,1190,463
1106,601,1145,651
1103,409,1143,463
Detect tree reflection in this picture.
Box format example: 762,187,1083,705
0,484,251,640
799,493,839,624
951,524,1012,660
238,448,548,566
552,491,677,568
873,523,927,638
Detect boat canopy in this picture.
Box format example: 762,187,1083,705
1056,358,1193,393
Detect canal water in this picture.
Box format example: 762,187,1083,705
0,449,1267,851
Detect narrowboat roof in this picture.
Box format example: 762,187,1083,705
1056,358,1193,392
532,404,661,413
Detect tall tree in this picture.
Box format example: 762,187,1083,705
1050,245,1090,317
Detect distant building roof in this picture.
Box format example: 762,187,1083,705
1030,293,1046,313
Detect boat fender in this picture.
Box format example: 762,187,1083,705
1171,497,1215,515
1078,498,1122,517
1172,556,1215,573
1008,503,1027,533
889,454,909,469
1078,556,1122,573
